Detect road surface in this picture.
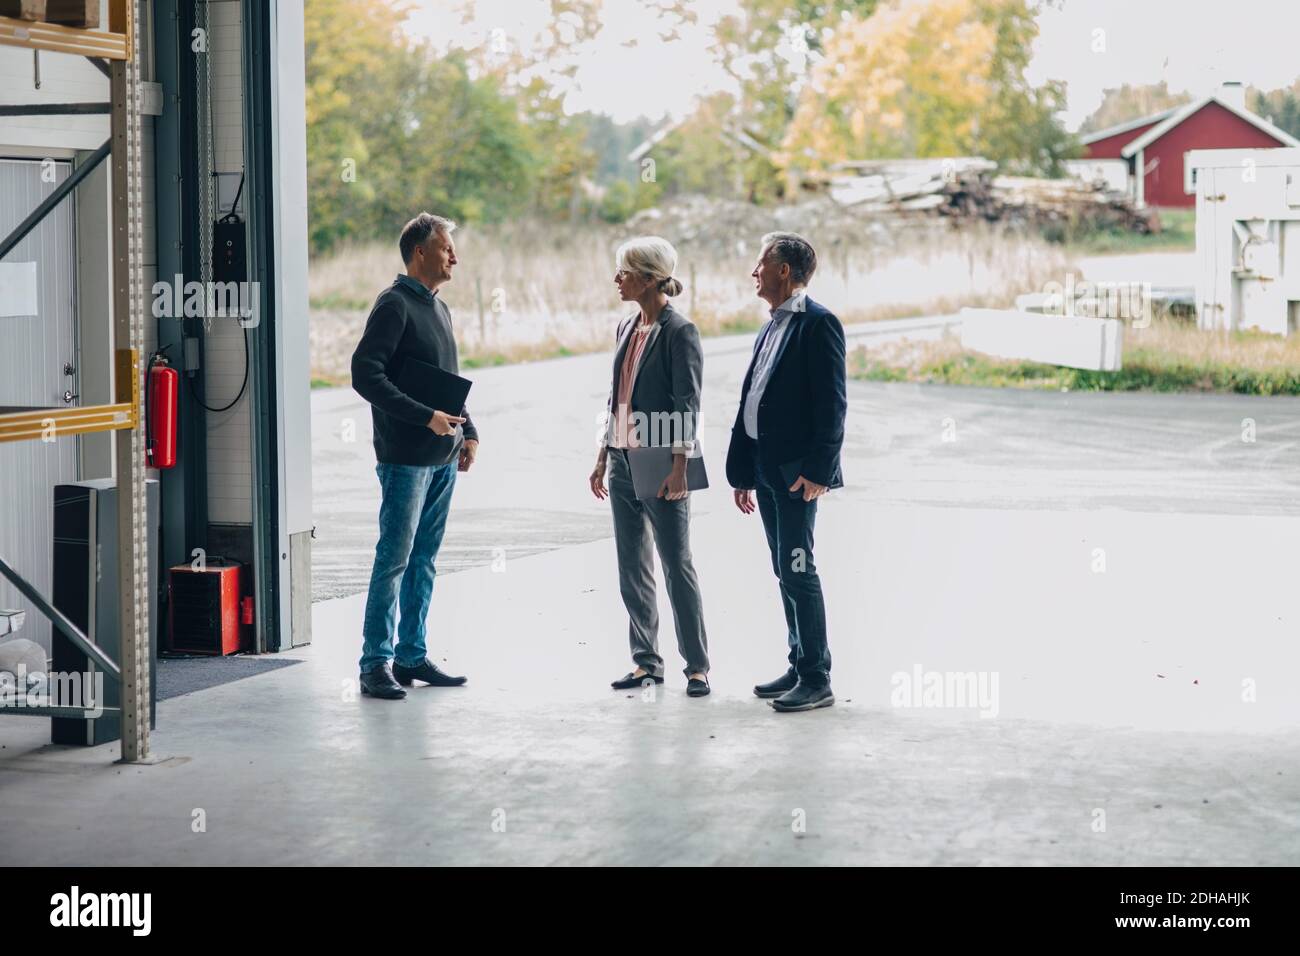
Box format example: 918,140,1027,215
312,311,1300,602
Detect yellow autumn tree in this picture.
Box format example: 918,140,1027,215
780,0,1070,181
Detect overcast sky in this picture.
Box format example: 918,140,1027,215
403,0,1300,130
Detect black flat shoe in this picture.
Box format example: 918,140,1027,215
392,659,467,687
611,670,664,690
359,663,406,700
753,669,798,699
687,676,711,697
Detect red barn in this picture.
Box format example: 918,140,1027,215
1080,84,1299,207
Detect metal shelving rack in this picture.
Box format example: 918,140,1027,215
0,0,150,761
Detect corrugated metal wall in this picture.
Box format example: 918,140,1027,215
0,159,80,653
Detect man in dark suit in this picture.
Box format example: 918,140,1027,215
726,232,847,712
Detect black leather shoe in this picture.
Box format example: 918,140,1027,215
771,681,834,712
753,669,798,699
392,659,467,687
611,670,664,690
687,676,711,697
359,663,406,700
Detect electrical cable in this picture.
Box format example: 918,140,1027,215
187,325,249,413
220,170,245,222
188,0,249,416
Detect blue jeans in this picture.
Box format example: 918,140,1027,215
359,461,457,674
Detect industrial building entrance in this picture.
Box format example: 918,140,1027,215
0,1,311,758
1,0,1299,891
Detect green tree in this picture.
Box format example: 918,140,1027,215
644,93,775,203
1251,81,1300,140
974,0,1075,174
457,0,604,220
371,49,535,227
304,0,410,251
581,113,659,185
304,0,537,251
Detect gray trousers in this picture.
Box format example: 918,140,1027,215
606,447,709,677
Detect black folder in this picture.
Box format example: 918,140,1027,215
627,446,709,500
396,357,473,416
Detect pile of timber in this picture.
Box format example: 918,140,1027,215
0,1,98,28
827,157,1157,233
624,193,924,258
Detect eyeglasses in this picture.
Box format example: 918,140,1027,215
615,269,643,280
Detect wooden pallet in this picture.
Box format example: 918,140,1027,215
0,0,98,29
0,0,125,59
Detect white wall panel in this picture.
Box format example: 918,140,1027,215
274,0,313,537
204,0,253,524
0,42,110,152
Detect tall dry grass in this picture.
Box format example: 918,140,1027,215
853,316,1300,394
309,217,1076,382
1127,316,1300,371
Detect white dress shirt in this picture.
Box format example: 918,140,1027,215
743,290,805,440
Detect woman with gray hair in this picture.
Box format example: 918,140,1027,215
589,236,711,697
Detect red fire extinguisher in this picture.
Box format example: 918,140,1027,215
147,354,179,469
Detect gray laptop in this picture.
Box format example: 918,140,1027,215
627,446,709,500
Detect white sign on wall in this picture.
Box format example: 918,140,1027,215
0,261,39,317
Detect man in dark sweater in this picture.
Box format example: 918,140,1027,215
351,213,478,700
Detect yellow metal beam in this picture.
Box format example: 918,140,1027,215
114,346,139,406
0,348,140,444
106,0,129,64
0,403,135,443
0,9,127,60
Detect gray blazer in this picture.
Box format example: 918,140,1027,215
604,302,703,454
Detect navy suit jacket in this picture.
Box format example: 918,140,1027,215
725,295,847,490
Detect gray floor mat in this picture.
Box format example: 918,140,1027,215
156,654,301,701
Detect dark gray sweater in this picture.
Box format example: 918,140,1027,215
351,275,478,466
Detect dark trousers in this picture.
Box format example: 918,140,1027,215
606,447,710,677
753,457,831,686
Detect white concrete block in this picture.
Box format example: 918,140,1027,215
0,609,26,637
959,308,1124,371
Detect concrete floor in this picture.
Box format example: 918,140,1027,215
2,313,1299,865
310,314,963,600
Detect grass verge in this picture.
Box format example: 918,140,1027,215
852,318,1300,396
1060,208,1196,255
